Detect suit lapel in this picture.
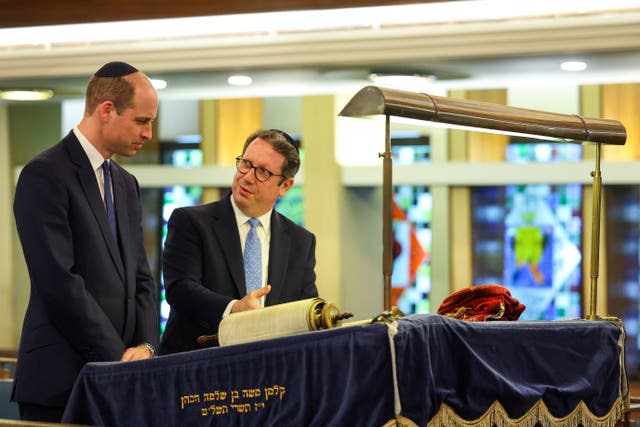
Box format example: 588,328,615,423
65,136,125,281
266,211,290,305
210,197,246,297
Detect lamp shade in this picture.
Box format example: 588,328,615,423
339,85,626,145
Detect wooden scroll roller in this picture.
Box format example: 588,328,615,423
197,298,353,347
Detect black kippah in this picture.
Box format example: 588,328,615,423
270,129,299,154
94,61,139,77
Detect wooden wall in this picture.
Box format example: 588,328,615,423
0,0,437,28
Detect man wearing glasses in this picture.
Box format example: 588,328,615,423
159,129,318,355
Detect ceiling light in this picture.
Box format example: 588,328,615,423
227,75,253,86
0,89,54,101
560,61,587,71
150,79,167,89
369,72,435,92
0,1,637,48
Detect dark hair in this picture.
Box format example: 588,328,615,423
242,129,301,178
269,128,300,154
84,75,136,115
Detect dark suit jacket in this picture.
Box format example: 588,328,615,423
159,195,318,355
12,131,158,407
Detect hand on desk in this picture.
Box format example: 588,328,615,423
231,285,272,313
120,344,154,361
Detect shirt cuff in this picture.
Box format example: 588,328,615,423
222,300,237,318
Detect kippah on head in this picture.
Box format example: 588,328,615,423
271,129,299,153
94,61,139,77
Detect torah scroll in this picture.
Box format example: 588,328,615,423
217,298,352,347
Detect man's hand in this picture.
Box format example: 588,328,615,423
120,343,153,361
231,284,272,313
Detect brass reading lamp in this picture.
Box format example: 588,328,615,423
338,85,627,320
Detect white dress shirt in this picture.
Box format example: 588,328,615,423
221,197,273,317
73,127,111,206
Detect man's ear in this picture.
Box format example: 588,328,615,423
278,177,294,196
97,100,115,122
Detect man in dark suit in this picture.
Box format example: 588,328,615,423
12,61,159,422
159,129,318,355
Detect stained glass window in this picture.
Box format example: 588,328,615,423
605,185,640,378
159,144,203,335
391,133,432,314
471,140,583,320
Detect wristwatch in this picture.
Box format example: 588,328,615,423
143,343,156,358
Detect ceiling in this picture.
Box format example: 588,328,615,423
2,1,640,102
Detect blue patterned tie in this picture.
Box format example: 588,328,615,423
244,218,262,293
102,160,117,239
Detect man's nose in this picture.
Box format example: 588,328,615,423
141,123,153,140
245,167,259,182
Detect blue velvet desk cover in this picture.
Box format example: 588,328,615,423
62,314,625,427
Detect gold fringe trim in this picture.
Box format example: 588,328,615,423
382,415,419,427
426,397,624,427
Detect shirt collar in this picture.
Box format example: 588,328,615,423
73,126,107,171
230,195,272,233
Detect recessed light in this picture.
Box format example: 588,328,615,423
227,75,253,86
560,61,587,71
150,79,167,90
0,89,54,101
369,72,435,91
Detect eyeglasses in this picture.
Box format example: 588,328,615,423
235,157,284,182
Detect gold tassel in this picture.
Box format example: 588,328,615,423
427,397,623,427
